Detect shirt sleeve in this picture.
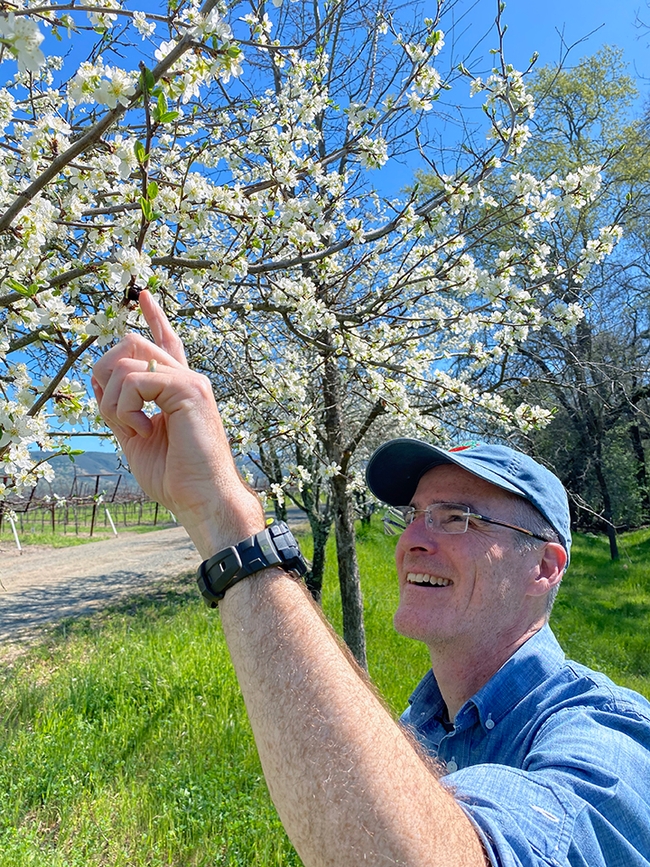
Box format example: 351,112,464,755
441,705,650,867
443,764,579,866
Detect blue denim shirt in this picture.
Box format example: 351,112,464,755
401,625,650,867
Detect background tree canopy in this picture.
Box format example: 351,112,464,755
444,46,650,560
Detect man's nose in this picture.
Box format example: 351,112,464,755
397,514,440,553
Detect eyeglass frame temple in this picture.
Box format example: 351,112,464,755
467,511,551,543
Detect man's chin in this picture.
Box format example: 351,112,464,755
393,607,436,643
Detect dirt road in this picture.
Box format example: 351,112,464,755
0,527,198,645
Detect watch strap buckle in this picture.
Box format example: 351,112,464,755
196,522,308,607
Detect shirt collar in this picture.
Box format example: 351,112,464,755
408,625,566,731
469,624,565,729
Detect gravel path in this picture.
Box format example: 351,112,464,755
0,526,198,646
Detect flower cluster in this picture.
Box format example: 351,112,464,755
68,60,138,108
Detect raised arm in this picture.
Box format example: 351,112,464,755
92,292,487,867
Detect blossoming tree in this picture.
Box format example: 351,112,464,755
0,0,619,663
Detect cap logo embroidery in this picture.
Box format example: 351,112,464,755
448,441,481,453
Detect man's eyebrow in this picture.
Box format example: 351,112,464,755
407,500,475,510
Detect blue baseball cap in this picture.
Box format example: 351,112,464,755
365,439,571,557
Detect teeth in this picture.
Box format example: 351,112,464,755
407,573,452,587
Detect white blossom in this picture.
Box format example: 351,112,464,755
0,14,45,74
109,247,154,289
133,11,156,39
0,1,622,501
87,0,120,28
94,68,137,109
357,135,388,169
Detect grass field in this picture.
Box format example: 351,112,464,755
0,520,178,549
0,522,649,865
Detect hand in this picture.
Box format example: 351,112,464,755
91,291,264,556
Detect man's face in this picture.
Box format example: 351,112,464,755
393,463,546,654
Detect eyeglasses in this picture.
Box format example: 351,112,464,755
383,502,550,542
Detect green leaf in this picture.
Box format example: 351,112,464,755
66,448,85,458
6,277,37,297
139,197,154,222
143,67,155,93
134,140,147,165
158,111,179,124
147,181,159,200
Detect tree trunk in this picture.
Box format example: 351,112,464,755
258,444,288,523
331,473,367,669
629,423,650,518
322,346,367,668
305,514,331,603
593,450,619,560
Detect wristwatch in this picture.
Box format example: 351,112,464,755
196,521,309,607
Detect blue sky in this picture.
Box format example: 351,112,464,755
63,0,650,453
496,0,650,73
490,0,648,83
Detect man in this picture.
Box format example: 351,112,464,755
366,439,650,866
93,291,650,867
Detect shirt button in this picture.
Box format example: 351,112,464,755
485,718,495,730
446,760,458,773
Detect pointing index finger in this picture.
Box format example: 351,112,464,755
139,290,189,368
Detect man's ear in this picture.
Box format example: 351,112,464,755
526,542,567,599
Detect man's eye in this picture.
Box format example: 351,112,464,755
440,510,466,525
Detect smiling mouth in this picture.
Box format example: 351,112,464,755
406,573,453,587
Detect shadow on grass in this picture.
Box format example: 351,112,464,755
44,572,199,641
0,572,200,668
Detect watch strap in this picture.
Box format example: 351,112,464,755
197,521,308,607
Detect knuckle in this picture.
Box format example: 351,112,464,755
120,333,142,351
195,372,214,395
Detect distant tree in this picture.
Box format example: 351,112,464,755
437,46,650,558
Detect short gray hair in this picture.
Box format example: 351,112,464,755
508,495,564,618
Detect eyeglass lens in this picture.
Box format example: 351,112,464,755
383,504,471,535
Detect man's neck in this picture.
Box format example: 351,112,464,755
428,622,544,721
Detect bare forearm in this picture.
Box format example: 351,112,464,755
220,570,486,867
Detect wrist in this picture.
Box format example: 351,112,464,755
196,522,309,607
176,494,266,560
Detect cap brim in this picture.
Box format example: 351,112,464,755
365,438,524,505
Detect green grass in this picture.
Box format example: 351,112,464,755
0,583,300,866
551,529,650,697
317,523,430,713
1,523,649,865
